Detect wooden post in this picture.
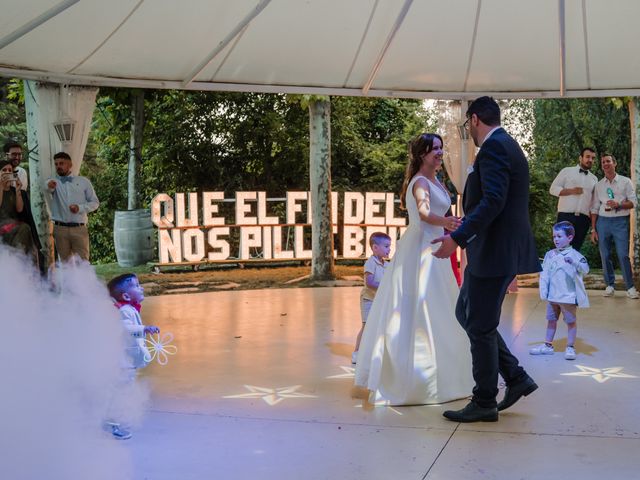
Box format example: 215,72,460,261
628,98,640,277
308,97,335,280
128,89,145,210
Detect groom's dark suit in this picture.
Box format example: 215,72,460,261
450,127,540,408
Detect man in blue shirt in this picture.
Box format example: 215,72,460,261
46,152,99,262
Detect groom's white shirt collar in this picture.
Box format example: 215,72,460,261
480,126,501,147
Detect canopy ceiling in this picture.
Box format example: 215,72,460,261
1,0,639,99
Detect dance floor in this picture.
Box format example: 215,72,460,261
130,286,639,479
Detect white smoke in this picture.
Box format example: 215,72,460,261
0,245,147,480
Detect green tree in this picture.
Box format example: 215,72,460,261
523,98,630,264
0,79,26,146
85,91,430,263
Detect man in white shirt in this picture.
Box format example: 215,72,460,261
3,141,28,191
549,148,598,252
590,154,638,299
46,151,100,262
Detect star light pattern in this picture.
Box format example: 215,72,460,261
144,332,178,365
561,365,638,383
224,385,317,406
327,366,355,379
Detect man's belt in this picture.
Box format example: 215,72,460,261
53,221,85,227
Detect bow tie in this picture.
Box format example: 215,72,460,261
58,176,73,183
579,168,589,175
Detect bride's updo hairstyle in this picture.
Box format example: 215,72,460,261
400,133,443,210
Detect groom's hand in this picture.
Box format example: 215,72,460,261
431,234,458,258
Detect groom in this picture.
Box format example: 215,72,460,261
432,96,541,422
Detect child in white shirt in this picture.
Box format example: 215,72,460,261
106,273,159,439
352,232,391,364
533,221,589,360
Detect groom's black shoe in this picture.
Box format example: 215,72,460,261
443,401,498,423
497,376,538,412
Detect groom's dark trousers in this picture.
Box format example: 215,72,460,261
456,270,527,408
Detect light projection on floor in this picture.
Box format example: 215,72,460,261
326,366,355,379
561,365,638,383
224,385,317,406
145,332,178,365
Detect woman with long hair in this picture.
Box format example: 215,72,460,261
0,160,38,263
354,133,473,405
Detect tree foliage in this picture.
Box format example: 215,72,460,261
0,79,26,144
84,91,430,262
507,97,631,265
4,81,633,267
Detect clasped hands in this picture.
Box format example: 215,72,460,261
431,215,462,258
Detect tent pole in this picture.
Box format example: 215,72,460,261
362,0,414,95
182,0,272,87
0,0,80,50
558,0,566,96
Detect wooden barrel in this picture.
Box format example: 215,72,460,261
113,209,155,267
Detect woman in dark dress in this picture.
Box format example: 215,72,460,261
0,160,37,261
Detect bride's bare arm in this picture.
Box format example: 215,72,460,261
413,178,460,231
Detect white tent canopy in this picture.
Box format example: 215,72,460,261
1,0,640,99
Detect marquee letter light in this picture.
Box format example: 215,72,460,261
239,226,262,259
176,193,199,227
257,192,278,225
236,192,258,225
385,193,406,226
182,229,205,262
286,191,308,224
202,192,226,226
151,193,174,228
342,226,364,258
207,227,230,260
364,192,386,225
272,226,294,259
159,228,182,263
343,192,364,225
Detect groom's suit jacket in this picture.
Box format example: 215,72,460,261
450,127,540,278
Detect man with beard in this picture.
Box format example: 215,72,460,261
549,148,598,252
432,97,541,422
590,154,638,299
46,152,99,262
3,141,28,191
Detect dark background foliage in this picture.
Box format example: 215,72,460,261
1,82,633,266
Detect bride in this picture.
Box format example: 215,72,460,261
354,133,473,406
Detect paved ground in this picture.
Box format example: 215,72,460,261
137,262,632,296
123,286,640,479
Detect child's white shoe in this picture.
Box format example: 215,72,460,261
105,422,132,440
603,286,615,297
529,344,554,355
351,351,358,364
627,287,639,299
564,346,576,360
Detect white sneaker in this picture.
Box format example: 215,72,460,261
627,287,640,299
351,351,358,364
530,344,554,355
603,286,615,297
565,346,576,360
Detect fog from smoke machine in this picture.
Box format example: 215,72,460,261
0,246,147,480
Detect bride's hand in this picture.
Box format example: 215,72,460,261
444,216,462,231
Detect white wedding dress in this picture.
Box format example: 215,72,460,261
354,175,473,405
